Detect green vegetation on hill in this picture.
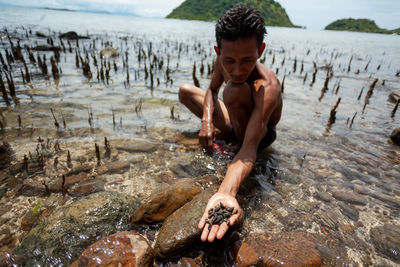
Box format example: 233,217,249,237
325,18,399,34
166,0,297,27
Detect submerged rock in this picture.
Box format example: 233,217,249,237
390,127,400,145
20,208,40,232
14,191,140,266
70,231,154,267
97,160,130,175
0,141,13,169
338,203,359,221
154,185,218,259
130,178,202,224
115,140,158,153
100,46,119,58
233,232,323,267
332,190,367,206
370,224,400,263
388,90,400,103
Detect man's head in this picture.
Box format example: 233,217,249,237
215,5,267,84
215,4,266,50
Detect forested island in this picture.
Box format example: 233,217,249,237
325,18,400,34
166,0,297,27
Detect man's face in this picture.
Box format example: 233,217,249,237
219,37,262,84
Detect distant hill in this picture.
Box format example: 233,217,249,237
325,18,399,34
166,0,297,28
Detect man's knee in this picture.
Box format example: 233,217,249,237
178,83,193,104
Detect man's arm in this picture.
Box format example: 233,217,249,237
199,56,224,150
198,79,281,242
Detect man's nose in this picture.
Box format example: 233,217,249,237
232,64,241,75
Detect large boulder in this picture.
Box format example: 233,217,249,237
370,224,400,263
390,127,400,145
131,178,202,224
70,231,154,267
154,185,218,259
233,232,323,267
14,191,140,266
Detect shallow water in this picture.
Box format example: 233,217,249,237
0,5,399,266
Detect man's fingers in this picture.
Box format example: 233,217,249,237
216,222,229,240
198,217,206,230
198,209,209,230
208,224,219,242
201,224,210,242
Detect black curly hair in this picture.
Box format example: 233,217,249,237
215,4,267,49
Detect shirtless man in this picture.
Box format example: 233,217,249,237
178,5,282,242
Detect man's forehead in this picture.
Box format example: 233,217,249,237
220,37,258,48
219,37,259,54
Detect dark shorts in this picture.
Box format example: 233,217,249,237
258,124,277,150
230,124,277,150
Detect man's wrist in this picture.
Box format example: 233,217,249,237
217,184,238,197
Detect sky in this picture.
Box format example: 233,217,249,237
0,0,399,30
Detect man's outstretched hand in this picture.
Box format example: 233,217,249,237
198,192,242,242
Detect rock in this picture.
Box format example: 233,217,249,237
390,127,400,145
115,140,158,153
388,90,400,103
332,190,367,206
314,208,342,230
314,191,333,202
370,224,400,263
100,46,119,58
20,208,40,232
59,31,79,39
169,162,197,178
70,179,105,196
97,160,130,175
0,248,25,267
368,190,400,209
131,178,202,224
35,31,47,38
154,185,218,259
14,191,140,266
65,164,92,176
70,231,154,267
233,240,260,267
31,45,61,51
338,203,359,221
49,172,88,192
0,141,13,169
234,232,323,267
175,132,200,150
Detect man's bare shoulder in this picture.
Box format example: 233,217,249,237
252,63,281,95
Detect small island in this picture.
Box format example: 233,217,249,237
325,18,400,34
166,0,298,28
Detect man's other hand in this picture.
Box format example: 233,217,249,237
199,120,214,151
198,192,242,242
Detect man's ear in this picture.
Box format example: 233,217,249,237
258,42,266,57
214,46,220,55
